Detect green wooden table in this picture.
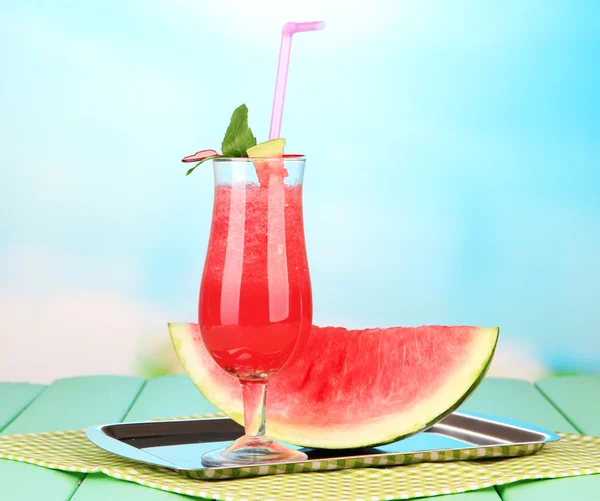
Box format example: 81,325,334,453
1,375,598,500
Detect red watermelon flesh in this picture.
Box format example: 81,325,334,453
169,323,498,449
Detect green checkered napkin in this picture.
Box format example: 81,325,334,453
0,416,599,501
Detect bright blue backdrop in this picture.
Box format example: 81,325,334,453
1,0,599,381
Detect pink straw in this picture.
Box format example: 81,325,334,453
268,21,325,140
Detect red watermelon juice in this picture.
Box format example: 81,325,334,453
199,172,312,382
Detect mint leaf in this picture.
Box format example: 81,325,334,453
185,155,221,176
221,104,257,157
185,155,236,176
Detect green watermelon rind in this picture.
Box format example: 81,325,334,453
169,323,499,449
367,328,499,448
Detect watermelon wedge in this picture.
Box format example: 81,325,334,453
247,138,287,186
169,323,499,449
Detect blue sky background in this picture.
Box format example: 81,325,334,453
1,0,599,381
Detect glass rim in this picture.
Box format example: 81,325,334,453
213,154,305,163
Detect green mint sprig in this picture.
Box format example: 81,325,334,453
185,104,256,176
221,104,257,156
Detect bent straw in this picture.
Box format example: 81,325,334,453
268,21,325,140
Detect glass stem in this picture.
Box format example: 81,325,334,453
241,380,267,437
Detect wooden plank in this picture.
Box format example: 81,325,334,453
123,375,218,422
0,382,45,431
68,473,187,501
70,375,216,501
459,377,600,501
459,378,578,432
0,376,144,501
502,376,600,501
535,376,600,435
496,476,600,501
2,375,145,435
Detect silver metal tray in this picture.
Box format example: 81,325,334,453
86,411,560,480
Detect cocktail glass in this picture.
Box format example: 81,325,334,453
199,156,312,467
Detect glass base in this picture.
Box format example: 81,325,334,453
201,435,307,467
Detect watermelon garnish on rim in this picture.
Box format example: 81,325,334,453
169,324,499,449
181,149,219,163
246,138,287,186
